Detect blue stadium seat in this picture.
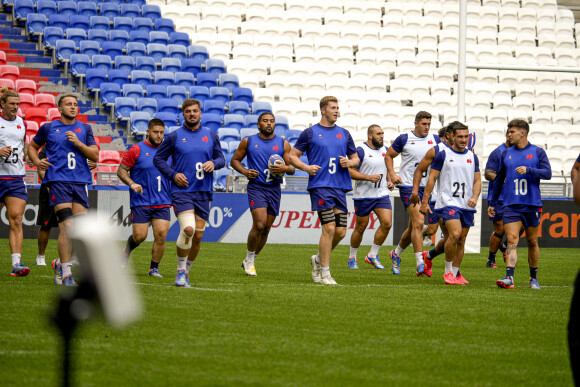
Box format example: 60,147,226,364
167,85,187,106
166,125,180,134
114,97,136,121
131,70,152,87
228,140,241,154
137,97,157,116
78,2,98,17
107,68,130,87
154,112,179,127
122,84,143,101
126,42,147,58
244,115,259,128
133,17,153,32
149,31,169,45
209,86,230,103
85,68,107,91
48,15,69,30
145,84,167,100
231,86,254,104
57,1,77,17
219,74,239,93
205,59,226,75
157,98,179,115
14,0,34,21
65,28,87,47
126,0,145,6
89,15,110,30
147,43,167,64
201,113,222,132
285,129,302,143
218,127,240,142
101,41,124,58
120,3,140,19
196,73,218,88
275,115,289,132
69,15,90,30
213,168,231,191
114,55,135,71
79,40,100,59
135,56,156,73
161,58,181,73
129,30,149,45
108,30,129,45
141,4,161,19
241,127,259,139
181,58,203,77
153,71,174,86
187,45,209,61
274,127,286,138
169,32,190,47
130,111,151,136
252,101,272,116
88,29,108,45
37,0,57,18
70,54,90,78
26,14,47,37
100,3,120,21
174,72,195,89
167,44,187,60
92,54,112,71
220,141,228,152
55,39,76,62
189,86,209,103
227,101,250,115
113,16,132,32
223,114,245,130
100,82,122,108
203,99,226,115
154,17,174,34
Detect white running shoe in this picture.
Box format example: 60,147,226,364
311,255,322,283
423,236,432,247
35,256,46,266
321,275,338,285
242,259,257,276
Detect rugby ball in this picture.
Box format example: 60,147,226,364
268,154,285,178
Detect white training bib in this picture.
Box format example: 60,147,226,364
435,148,477,210
398,132,438,187
0,115,26,177
353,143,389,199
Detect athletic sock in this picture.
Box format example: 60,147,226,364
245,251,255,265
415,252,424,265
62,262,72,277
530,267,538,280
488,251,496,263
185,259,194,274
506,267,515,278
452,266,459,276
444,261,453,274
314,253,320,265
427,248,440,260
37,254,45,260
349,246,358,258
394,244,404,257
321,266,330,278
11,253,21,267
499,240,507,253
177,256,187,271
150,261,159,270
124,235,140,258
369,243,381,258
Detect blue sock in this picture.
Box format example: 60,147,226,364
488,251,496,262
506,267,515,278
530,267,538,279
428,248,440,259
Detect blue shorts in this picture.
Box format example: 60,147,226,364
247,182,281,216
131,206,171,223
309,187,347,213
488,201,505,222
353,196,392,217
48,181,89,208
428,201,440,225
0,178,27,203
436,207,475,228
399,186,423,209
172,191,211,220
503,206,541,227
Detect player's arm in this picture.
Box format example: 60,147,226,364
411,147,436,203
420,168,440,215
271,140,295,176
230,138,258,178
385,146,401,185
28,125,52,171
348,147,378,182
468,171,482,208
203,131,226,173
522,147,552,181
22,132,33,167
67,126,99,161
153,132,178,181
116,146,142,193
488,151,507,217
289,129,320,175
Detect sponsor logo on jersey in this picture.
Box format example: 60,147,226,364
450,159,454,162
202,136,208,142
145,153,150,157
56,129,60,133
254,144,259,148
318,134,323,138
182,138,187,142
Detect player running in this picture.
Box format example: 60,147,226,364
385,111,439,276
347,124,394,270
153,98,225,288
0,88,31,278
489,119,551,290
289,96,359,285
28,94,99,286
118,119,171,277
230,112,295,276
420,123,481,285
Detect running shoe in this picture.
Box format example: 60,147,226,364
10,263,30,277
423,236,432,247
311,255,322,283
389,250,401,275
529,278,540,290
416,262,425,276
365,255,385,270
184,272,191,288
486,260,498,268
148,268,163,277
455,273,469,285
497,276,515,289
242,259,257,276
347,257,358,269
52,259,62,285
35,256,46,266
444,272,458,285
423,251,432,277
321,275,338,285
62,275,78,287
175,270,188,287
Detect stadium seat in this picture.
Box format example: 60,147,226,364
131,70,152,87
126,42,147,59
135,56,156,73
187,45,209,61
205,59,227,75
160,58,180,73
55,39,76,64
57,1,77,17
78,2,98,17
154,17,174,34
174,72,195,89
107,68,131,88
85,68,107,91
133,17,153,32
35,93,56,111
100,83,122,108
189,86,210,103
200,113,221,132
153,71,174,86
223,114,245,130
203,99,226,115
244,115,259,128
42,26,64,49
69,54,90,84
130,111,151,137
209,87,229,103
25,120,39,136
79,40,100,59
137,97,157,116
157,98,179,115
122,84,144,101
99,150,122,164
285,129,301,143
147,43,168,64
240,127,259,139
101,4,121,21
227,101,250,115
65,28,87,47
218,74,239,92
167,44,187,60
154,112,179,127
47,108,61,122
169,32,190,47
181,58,203,76
252,101,272,116
129,30,150,45
88,29,108,45
167,85,188,106
232,87,253,104
114,97,136,121
149,31,169,45
197,73,218,88
37,0,57,17
113,17,133,32
69,15,90,31
213,168,232,191
24,107,47,126
218,127,240,142
142,4,162,19
120,4,140,18
145,84,167,100
114,55,135,71
18,93,34,114
26,14,47,37
15,79,36,95
48,14,70,30
274,115,289,132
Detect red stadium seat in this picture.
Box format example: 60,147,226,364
18,93,35,114
15,79,37,95
98,150,121,164
35,93,56,110
0,50,6,65
0,65,20,81
0,78,15,90
47,107,61,121
23,107,47,126
25,120,39,137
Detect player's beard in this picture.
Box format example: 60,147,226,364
184,117,200,128
259,126,274,137
371,138,383,148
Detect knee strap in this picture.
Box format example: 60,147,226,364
176,213,195,249
335,212,347,228
318,208,335,225
55,208,74,223
195,219,206,232
493,232,504,239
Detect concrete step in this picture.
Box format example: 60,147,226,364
0,27,22,35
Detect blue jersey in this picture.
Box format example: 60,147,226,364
153,125,225,195
247,134,285,186
485,143,508,206
33,120,97,184
490,142,551,208
294,123,357,191
122,141,171,208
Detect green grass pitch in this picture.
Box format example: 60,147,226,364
1,239,576,386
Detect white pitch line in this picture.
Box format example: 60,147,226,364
134,282,235,292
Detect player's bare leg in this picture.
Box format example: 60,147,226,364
487,220,505,268
525,225,540,288
422,222,438,246
443,219,463,284
451,227,471,284
243,208,275,275
5,196,25,256
149,218,169,277
187,216,206,263
37,227,50,262
349,215,369,268
424,221,447,277
497,220,523,289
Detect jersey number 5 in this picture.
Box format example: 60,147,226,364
4,148,18,164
